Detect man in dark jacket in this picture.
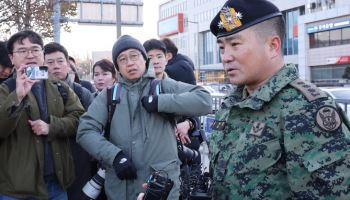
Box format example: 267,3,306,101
43,42,94,200
161,38,197,85
0,30,84,199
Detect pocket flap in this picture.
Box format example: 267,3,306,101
150,159,179,172
233,139,282,174
302,138,350,172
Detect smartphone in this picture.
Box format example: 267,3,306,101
25,65,48,80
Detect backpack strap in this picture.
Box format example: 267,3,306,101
56,81,68,105
3,78,16,93
149,79,161,96
105,83,122,140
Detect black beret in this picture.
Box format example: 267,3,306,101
210,0,282,38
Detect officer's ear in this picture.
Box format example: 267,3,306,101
267,35,282,59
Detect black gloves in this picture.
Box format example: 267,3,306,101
141,95,158,112
113,151,137,180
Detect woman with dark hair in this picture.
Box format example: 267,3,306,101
92,59,117,95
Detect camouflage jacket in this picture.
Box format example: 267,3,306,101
210,65,350,200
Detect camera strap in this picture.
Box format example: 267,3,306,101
105,83,121,140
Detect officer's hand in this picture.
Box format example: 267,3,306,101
113,151,137,180
141,95,158,112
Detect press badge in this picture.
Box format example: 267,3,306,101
211,120,227,131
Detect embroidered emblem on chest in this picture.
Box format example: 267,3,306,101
249,121,266,136
316,106,341,132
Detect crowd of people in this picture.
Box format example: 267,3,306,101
1,0,350,200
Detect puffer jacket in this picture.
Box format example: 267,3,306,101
0,76,84,199
77,68,212,200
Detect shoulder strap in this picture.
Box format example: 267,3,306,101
289,78,327,102
3,78,16,93
56,81,68,105
105,83,122,140
149,79,162,96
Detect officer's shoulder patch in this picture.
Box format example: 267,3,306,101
289,79,327,102
316,106,342,132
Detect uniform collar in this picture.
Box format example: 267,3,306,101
222,64,299,110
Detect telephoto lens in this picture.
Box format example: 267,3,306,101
82,168,105,199
178,145,200,164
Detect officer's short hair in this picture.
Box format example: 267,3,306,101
44,42,69,60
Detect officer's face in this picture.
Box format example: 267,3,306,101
217,28,271,90
116,49,146,81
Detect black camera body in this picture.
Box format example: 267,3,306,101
143,171,174,200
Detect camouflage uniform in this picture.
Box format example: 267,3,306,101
210,65,350,199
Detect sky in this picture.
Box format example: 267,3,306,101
60,0,164,59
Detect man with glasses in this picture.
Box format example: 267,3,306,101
77,35,212,199
0,30,84,199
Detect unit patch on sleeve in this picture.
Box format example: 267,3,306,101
316,106,342,132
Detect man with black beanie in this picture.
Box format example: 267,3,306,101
77,35,212,200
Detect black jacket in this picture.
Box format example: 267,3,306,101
165,53,196,85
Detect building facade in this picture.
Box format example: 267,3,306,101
158,0,350,86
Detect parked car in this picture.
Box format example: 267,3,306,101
320,87,350,118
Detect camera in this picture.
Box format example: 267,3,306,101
25,65,48,80
143,171,174,200
82,168,105,200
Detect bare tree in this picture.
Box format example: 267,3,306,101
0,0,77,38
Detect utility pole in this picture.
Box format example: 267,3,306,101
116,0,122,38
53,0,61,43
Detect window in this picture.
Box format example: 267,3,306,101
282,8,300,55
202,31,215,65
330,29,341,46
309,27,350,48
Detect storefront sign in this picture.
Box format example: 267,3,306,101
327,56,350,64
158,13,184,37
307,19,350,33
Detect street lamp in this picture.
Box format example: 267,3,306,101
186,19,201,82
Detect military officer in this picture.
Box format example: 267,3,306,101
209,0,350,199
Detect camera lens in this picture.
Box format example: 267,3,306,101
82,168,105,199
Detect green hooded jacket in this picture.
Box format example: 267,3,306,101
77,68,212,200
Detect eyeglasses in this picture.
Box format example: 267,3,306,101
116,52,141,65
12,48,43,57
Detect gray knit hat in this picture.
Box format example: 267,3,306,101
112,35,147,70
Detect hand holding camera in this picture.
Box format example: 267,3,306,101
113,151,137,180
15,65,40,102
141,95,158,112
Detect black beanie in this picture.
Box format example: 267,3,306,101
112,35,147,70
